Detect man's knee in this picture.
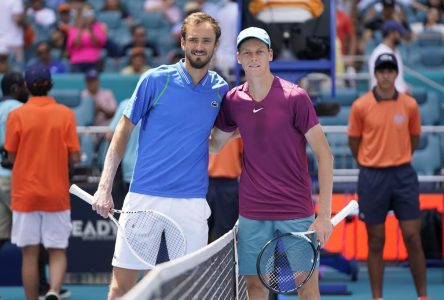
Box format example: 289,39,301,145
108,267,138,300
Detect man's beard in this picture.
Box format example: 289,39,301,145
186,50,213,69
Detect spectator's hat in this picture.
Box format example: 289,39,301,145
382,20,407,36
25,65,52,87
85,69,100,80
374,53,398,72
382,0,395,7
236,27,271,49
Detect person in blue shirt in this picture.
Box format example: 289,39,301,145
92,12,229,299
0,71,28,249
29,41,67,74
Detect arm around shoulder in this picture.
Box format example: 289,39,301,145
209,127,236,154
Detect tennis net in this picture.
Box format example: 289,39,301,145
122,225,248,300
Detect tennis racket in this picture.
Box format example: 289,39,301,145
256,200,359,294
69,184,187,268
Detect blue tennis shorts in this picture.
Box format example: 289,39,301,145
238,215,315,275
358,163,420,225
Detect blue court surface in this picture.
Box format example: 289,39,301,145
1,266,443,299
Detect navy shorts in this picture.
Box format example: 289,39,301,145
358,163,420,224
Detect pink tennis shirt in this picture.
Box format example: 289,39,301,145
215,77,319,220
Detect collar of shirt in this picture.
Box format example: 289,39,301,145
176,58,210,88
372,87,399,102
27,96,57,106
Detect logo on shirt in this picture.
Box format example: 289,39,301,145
393,113,406,127
253,108,263,113
211,101,218,108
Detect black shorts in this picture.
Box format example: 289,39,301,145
206,178,239,238
358,163,420,225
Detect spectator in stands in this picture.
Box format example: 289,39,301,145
67,3,107,73
144,0,182,25
81,69,117,126
348,53,428,300
101,0,133,26
210,27,333,300
26,0,57,27
44,0,66,11
167,48,183,64
0,0,25,66
92,12,227,299
0,47,9,75
214,0,238,80
0,72,28,250
29,41,67,74
411,7,444,37
48,3,72,60
368,20,409,93
336,2,357,84
4,65,80,300
120,47,150,75
207,137,243,242
121,25,159,59
359,0,410,54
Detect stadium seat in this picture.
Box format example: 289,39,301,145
412,134,442,175
411,87,441,125
97,11,123,30
408,46,444,70
318,106,350,126
415,30,443,47
319,89,359,106
50,89,82,107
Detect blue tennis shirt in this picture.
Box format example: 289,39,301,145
124,59,228,198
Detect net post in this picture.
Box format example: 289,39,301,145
233,223,240,300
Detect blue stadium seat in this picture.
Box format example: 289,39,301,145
408,46,444,70
318,106,350,126
412,134,442,175
319,89,359,106
97,11,123,30
411,87,441,125
50,89,82,107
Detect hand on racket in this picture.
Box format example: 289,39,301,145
92,187,114,218
69,184,187,268
256,200,359,295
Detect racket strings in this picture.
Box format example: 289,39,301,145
259,234,317,292
120,211,186,265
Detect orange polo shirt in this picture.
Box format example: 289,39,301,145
348,91,421,167
5,96,80,212
208,138,243,178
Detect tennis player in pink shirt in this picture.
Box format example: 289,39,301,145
210,27,334,300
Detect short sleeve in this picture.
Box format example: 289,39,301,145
291,87,319,135
66,110,80,152
409,101,421,135
215,95,237,132
348,102,363,137
123,70,155,125
4,112,21,153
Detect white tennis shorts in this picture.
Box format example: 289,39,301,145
112,192,211,270
11,210,72,249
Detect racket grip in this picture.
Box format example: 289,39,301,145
69,184,94,205
331,200,359,227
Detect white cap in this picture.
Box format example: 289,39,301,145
236,27,271,49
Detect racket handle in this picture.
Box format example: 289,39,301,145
331,200,359,227
69,184,94,205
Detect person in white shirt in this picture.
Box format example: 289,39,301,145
368,20,409,93
0,0,25,64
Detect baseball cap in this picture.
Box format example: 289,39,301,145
24,65,52,87
382,0,395,7
374,53,398,72
382,20,407,36
236,27,271,49
85,69,99,80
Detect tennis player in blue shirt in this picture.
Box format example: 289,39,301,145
92,12,229,299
